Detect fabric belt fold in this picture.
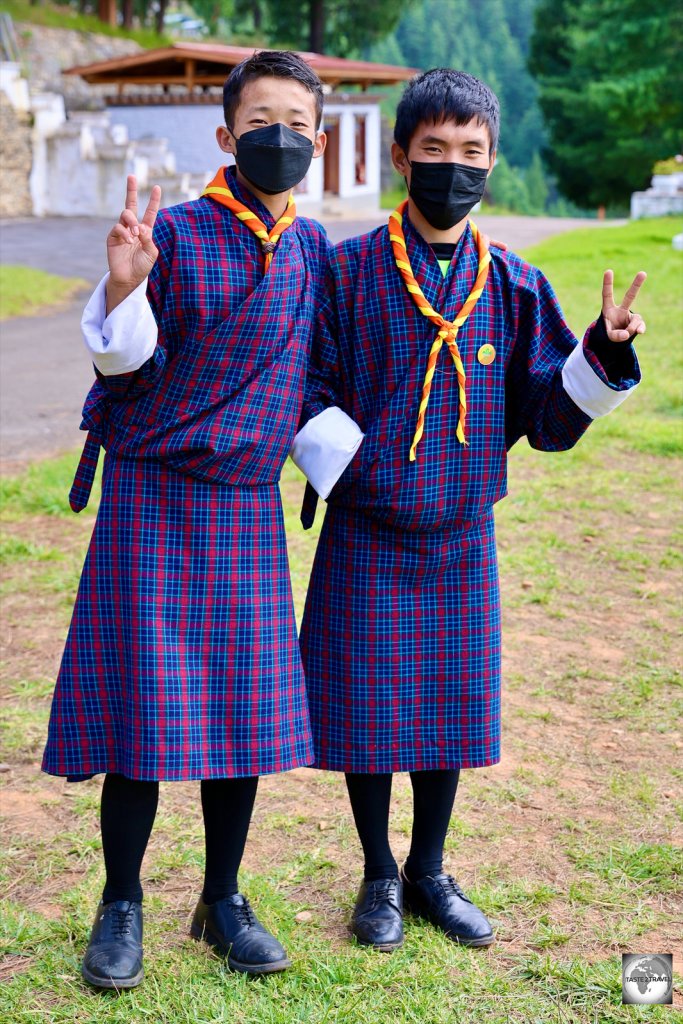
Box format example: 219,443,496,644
69,432,102,512
300,480,319,530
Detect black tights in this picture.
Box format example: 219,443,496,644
100,772,259,905
344,770,460,882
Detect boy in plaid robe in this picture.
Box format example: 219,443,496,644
292,68,646,951
42,51,327,985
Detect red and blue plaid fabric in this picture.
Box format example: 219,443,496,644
299,216,624,772
43,171,329,781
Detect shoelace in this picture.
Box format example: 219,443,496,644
370,882,397,907
232,898,257,928
111,905,136,938
438,875,470,903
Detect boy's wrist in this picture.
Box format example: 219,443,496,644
106,278,145,315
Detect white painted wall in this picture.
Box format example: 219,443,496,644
322,102,380,211
109,103,220,180
0,62,30,112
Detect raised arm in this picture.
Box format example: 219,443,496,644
81,177,176,394
505,267,644,452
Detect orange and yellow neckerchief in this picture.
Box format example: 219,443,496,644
388,198,492,460
201,167,295,271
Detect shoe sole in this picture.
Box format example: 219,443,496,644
190,922,291,974
352,935,404,952
81,964,144,989
403,901,494,948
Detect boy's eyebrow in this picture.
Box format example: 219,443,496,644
419,133,487,147
247,104,311,118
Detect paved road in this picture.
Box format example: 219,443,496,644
0,211,610,467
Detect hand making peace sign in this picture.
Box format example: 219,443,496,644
601,269,647,342
105,176,162,313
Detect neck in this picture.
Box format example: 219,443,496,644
406,197,468,245
235,167,290,219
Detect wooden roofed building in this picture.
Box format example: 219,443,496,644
65,43,417,212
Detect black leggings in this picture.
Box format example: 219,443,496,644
345,770,460,882
100,772,259,905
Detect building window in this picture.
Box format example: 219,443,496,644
354,115,367,186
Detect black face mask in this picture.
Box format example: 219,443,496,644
407,159,488,230
231,123,314,195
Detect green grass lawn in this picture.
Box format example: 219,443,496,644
0,265,88,321
0,218,681,1021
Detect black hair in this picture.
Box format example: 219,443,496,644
394,68,500,154
223,50,324,130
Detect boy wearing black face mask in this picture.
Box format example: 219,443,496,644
42,51,328,987
292,68,646,951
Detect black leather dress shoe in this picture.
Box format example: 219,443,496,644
81,900,144,989
401,868,494,947
350,877,404,951
190,894,290,974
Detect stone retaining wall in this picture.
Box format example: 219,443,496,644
15,21,141,106
0,91,32,217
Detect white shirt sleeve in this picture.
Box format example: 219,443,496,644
81,272,158,376
290,406,365,499
562,341,639,419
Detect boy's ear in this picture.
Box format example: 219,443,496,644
216,126,234,155
488,148,497,174
313,130,327,159
391,142,409,178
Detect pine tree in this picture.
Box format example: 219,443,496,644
529,0,683,207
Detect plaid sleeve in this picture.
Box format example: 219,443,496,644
505,267,593,452
298,262,344,429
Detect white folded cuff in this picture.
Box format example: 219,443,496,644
290,406,364,499
81,272,158,376
561,341,639,419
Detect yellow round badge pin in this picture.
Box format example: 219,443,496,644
477,343,496,365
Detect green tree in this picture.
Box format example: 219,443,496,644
367,0,545,169
486,153,532,213
529,0,683,208
190,0,233,35
262,0,408,54
525,151,548,212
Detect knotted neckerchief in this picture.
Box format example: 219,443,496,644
388,199,492,460
202,167,296,270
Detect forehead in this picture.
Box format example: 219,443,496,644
235,76,317,119
411,116,491,147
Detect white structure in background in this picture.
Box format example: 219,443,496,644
108,95,381,213
1,60,206,217
0,61,29,110
631,171,683,219
2,42,411,218
61,43,414,217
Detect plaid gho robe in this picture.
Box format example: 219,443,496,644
43,171,328,781
299,215,640,773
